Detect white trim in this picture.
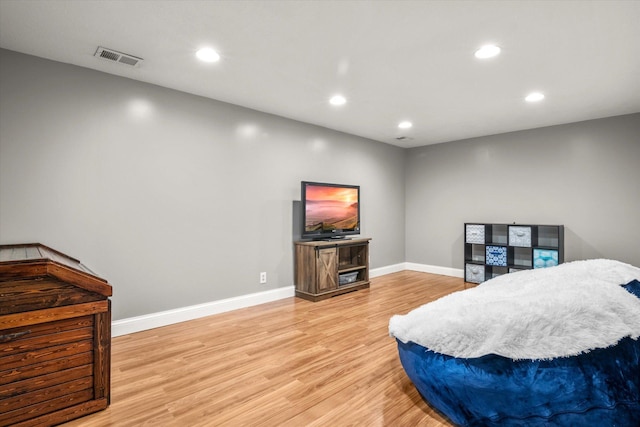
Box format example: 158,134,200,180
111,286,295,337
111,262,463,337
405,262,464,278
370,263,405,278
372,262,464,278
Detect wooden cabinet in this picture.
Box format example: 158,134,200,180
0,243,112,427
294,238,370,301
464,223,564,283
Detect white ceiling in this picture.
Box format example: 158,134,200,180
1,0,639,148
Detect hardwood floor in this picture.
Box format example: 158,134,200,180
63,271,466,427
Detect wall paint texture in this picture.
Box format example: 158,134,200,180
405,113,640,268
0,49,406,320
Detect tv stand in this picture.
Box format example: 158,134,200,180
294,238,370,302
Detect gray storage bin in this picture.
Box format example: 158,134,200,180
465,264,485,283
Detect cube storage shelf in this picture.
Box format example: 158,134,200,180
464,223,564,284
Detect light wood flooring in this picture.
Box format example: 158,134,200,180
64,271,467,427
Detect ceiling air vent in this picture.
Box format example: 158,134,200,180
395,136,413,141
94,47,143,67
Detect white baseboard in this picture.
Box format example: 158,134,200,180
369,263,406,277
404,262,464,278
112,263,462,337
111,286,295,337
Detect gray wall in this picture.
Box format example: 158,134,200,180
0,49,406,320
405,114,640,269
2,48,638,322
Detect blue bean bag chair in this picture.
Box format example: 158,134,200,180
389,260,640,427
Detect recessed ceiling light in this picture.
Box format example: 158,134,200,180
398,121,413,129
474,45,501,59
329,95,347,106
525,92,545,102
196,47,220,63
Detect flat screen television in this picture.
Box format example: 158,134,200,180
301,181,360,240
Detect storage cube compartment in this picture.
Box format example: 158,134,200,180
537,226,560,247
465,264,485,283
511,246,532,267
465,244,485,262
486,245,507,266
488,266,508,279
509,226,532,247
489,224,508,245
533,248,559,268
465,224,485,244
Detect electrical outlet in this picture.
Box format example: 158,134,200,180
260,272,267,284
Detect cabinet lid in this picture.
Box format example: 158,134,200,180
0,243,112,297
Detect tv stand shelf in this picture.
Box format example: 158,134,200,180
294,238,370,302
340,264,364,272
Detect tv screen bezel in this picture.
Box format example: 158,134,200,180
301,181,361,240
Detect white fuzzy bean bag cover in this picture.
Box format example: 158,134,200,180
389,259,640,360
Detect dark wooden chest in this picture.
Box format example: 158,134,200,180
0,244,112,426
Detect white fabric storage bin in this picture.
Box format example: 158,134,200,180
466,224,485,244
509,226,532,247
465,263,485,283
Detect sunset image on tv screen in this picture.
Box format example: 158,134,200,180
305,185,358,232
